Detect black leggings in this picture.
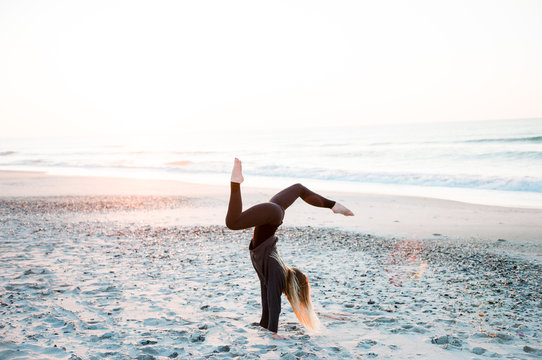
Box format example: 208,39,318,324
225,183,336,247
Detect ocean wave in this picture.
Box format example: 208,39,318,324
3,159,542,194
3,157,541,193
3,119,541,196
462,151,542,160
365,135,542,146
464,135,542,143
247,166,542,193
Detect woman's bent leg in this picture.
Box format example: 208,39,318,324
269,183,335,210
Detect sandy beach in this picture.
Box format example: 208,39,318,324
1,171,542,359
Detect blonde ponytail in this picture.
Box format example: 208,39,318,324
270,251,321,330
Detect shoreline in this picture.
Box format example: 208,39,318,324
1,170,542,245
3,167,542,210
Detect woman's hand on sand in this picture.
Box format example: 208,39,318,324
332,202,354,216
231,158,244,184
272,333,288,340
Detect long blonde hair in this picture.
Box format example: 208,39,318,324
271,251,321,330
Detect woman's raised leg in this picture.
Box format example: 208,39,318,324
225,159,284,230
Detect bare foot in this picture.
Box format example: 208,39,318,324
231,158,244,183
332,202,354,216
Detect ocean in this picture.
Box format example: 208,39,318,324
1,118,542,209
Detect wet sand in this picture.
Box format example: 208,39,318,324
1,172,542,359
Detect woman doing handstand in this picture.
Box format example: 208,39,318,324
225,158,354,337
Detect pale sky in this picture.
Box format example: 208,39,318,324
1,0,541,138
